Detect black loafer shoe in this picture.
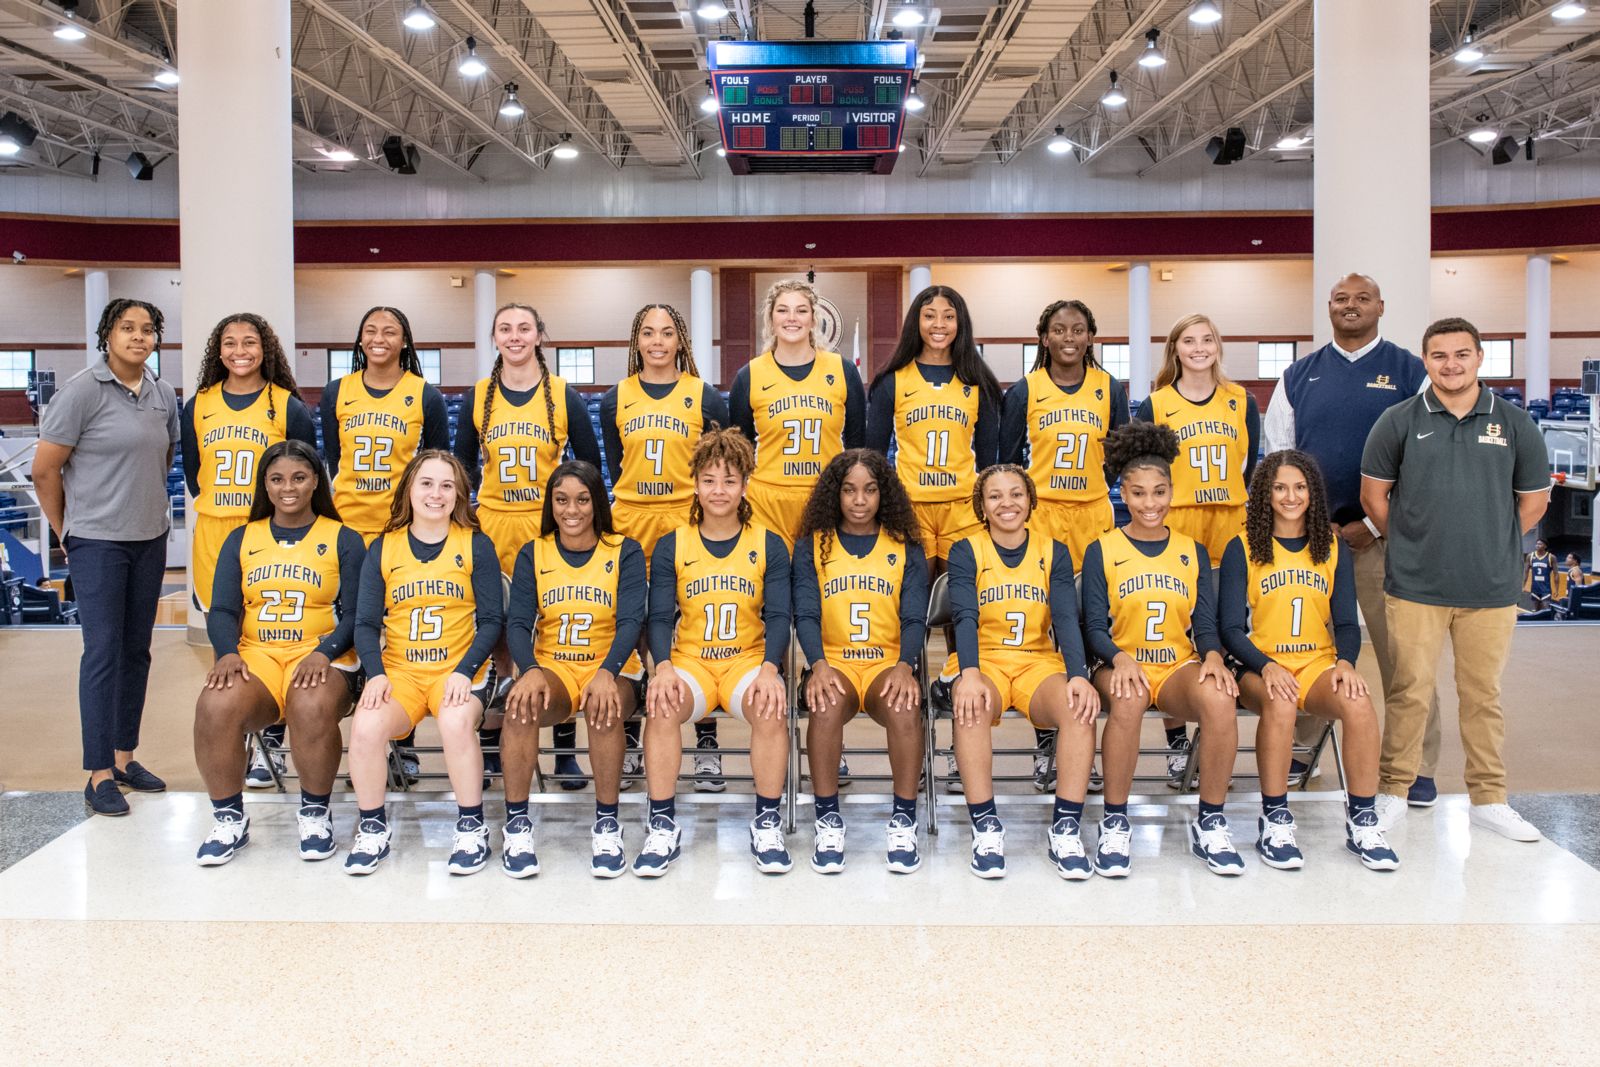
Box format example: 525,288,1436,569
85,778,131,816
112,761,166,792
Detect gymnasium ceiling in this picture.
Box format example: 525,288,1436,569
0,0,1597,183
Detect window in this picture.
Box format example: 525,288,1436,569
1481,338,1513,379
328,348,442,385
557,347,595,385
1098,343,1130,380
1257,342,1297,380
0,350,35,389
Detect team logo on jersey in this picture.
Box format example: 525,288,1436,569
684,396,694,408
887,553,897,566
454,554,464,566
1485,422,1503,437
1228,398,1238,411
405,395,415,406
748,550,759,565
1180,553,1191,566
1095,388,1104,400
605,559,615,573
963,385,972,397
317,543,328,556
825,373,836,387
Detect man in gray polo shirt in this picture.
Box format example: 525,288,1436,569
1359,316,1550,841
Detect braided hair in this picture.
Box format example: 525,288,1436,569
1244,449,1333,566
687,426,755,526
1103,421,1180,481
194,312,301,422
482,302,556,444
626,303,700,378
795,448,921,569
971,463,1037,528
350,306,423,376
95,298,165,359
1032,300,1100,372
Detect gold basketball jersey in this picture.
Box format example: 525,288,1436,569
1025,366,1114,505
472,374,571,510
332,372,427,535
815,532,905,668
1239,534,1339,672
613,374,704,507
531,534,623,670
238,516,349,665
891,365,983,503
1148,381,1249,508
193,386,288,518
672,524,770,663
971,532,1055,657
379,524,478,674
748,351,849,490
1099,528,1201,670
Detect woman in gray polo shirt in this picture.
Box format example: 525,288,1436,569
33,298,180,816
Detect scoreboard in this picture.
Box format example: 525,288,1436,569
706,40,918,175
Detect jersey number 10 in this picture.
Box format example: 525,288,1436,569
703,602,739,642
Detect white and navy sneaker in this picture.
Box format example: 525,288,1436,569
632,814,682,877
448,817,491,875
1033,734,1057,793
1093,813,1132,878
620,750,644,791
343,819,392,875
591,816,626,878
1047,816,1092,881
1346,809,1401,870
811,812,846,874
500,815,539,878
1255,809,1305,870
944,753,964,794
837,757,852,788
969,816,1006,879
1189,813,1246,876
750,811,793,874
296,804,336,861
693,735,725,793
1165,737,1192,790
245,739,282,789
1087,760,1104,794
885,812,921,874
195,811,249,866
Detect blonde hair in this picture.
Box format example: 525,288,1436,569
1155,313,1232,390
385,449,480,533
759,279,822,356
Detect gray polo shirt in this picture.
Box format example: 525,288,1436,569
40,360,180,541
1361,385,1549,608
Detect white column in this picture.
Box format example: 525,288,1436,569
474,269,498,378
690,267,715,381
1314,0,1430,353
1128,261,1152,401
83,269,109,366
177,0,294,639
908,264,932,305
1525,254,1552,403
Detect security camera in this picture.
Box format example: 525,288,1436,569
11,251,23,264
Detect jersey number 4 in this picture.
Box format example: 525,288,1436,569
1188,444,1228,483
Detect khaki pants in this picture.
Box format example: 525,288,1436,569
1294,537,1442,775
1379,597,1518,804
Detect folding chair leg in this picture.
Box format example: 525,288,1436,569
385,741,408,793
785,710,801,835
251,730,287,793
1328,725,1347,792
924,713,940,836
1181,724,1202,793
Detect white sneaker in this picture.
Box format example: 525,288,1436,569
590,816,626,878
693,736,725,793
632,814,682,877
296,805,336,861
969,818,1006,878
195,812,250,866
245,741,279,789
500,816,540,878
620,750,644,791
944,753,964,794
810,812,846,874
1373,793,1408,832
1468,803,1543,842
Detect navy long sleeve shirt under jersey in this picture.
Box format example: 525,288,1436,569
999,373,1130,468
728,358,866,451
505,536,647,676
206,520,367,660
1079,535,1222,666
647,527,792,667
791,531,930,667
451,379,604,490
598,379,731,485
946,533,1089,680
354,528,503,680
1135,389,1262,488
863,363,1000,468
1218,535,1361,672
317,376,452,476
181,390,319,497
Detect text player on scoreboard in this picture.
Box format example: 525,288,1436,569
637,428,792,878
182,312,317,615
865,285,1001,565
1219,450,1398,872
502,461,646,879
192,440,365,867
947,465,1099,881
344,451,504,876
792,449,930,874
730,279,865,547
318,306,451,543
1082,423,1242,880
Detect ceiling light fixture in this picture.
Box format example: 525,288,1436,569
402,3,436,31
696,3,730,18
319,146,357,162
716,146,726,157
1047,126,1073,155
1189,1,1222,25
458,36,487,78
552,133,579,160
1455,24,1483,62
1102,70,1127,106
700,80,719,113
1274,135,1307,150
1468,126,1499,143
904,83,925,112
154,68,179,86
0,138,19,157
1552,4,1587,20
499,83,525,118
1138,28,1167,68
892,2,925,29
